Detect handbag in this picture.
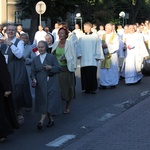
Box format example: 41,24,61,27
141,59,150,76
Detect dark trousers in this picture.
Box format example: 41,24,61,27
81,66,97,91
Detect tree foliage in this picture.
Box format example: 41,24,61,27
16,0,150,42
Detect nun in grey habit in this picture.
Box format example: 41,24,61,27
30,40,62,130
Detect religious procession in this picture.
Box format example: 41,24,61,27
0,19,150,143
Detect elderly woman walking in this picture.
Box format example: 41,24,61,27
31,40,61,130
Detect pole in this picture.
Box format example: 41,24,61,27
39,14,41,26
39,3,42,25
123,17,124,27
81,18,82,31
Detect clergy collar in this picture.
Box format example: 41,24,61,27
40,52,47,57
85,32,93,35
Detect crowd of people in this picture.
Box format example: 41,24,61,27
0,19,150,142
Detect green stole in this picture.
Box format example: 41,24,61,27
101,33,116,69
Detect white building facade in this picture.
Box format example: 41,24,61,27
0,0,21,25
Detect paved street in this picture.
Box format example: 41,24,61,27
61,92,150,150
1,69,150,150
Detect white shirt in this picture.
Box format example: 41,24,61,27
52,29,59,42
40,53,46,64
33,30,47,47
10,37,24,58
97,30,106,39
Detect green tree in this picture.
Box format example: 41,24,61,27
17,0,83,42
29,0,39,43
128,0,144,23
16,0,150,42
16,0,38,42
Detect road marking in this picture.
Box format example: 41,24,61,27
140,91,149,96
113,102,124,108
81,126,86,129
98,113,115,121
114,100,134,108
46,134,76,147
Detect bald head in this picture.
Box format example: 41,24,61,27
38,25,43,31
105,23,113,34
128,25,136,34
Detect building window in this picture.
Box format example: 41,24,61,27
15,11,22,24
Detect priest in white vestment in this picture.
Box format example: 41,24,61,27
99,23,119,88
125,25,149,84
77,22,104,94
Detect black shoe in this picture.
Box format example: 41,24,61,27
99,85,106,89
46,121,54,127
90,91,96,94
84,90,91,94
110,86,116,89
136,79,141,84
37,122,43,130
119,76,125,80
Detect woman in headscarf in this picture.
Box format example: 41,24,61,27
31,40,61,130
44,33,54,53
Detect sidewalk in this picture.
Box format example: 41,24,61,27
61,97,150,150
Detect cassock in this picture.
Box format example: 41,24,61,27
0,52,19,139
78,32,104,92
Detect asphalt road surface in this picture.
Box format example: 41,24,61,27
1,67,150,150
